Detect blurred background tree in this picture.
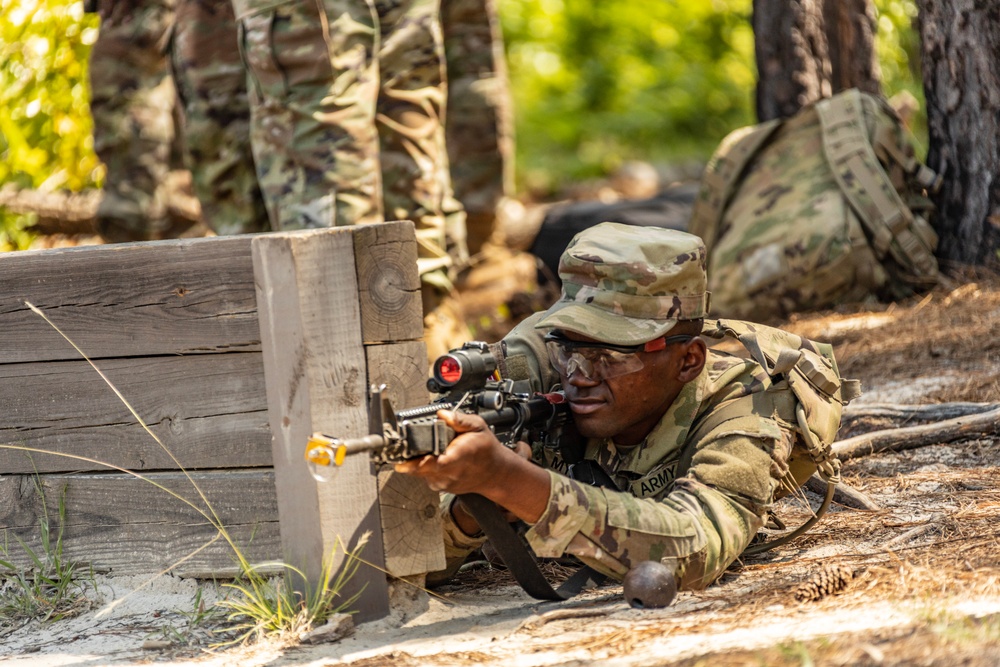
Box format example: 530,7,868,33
0,0,923,248
500,0,757,194
499,0,925,195
0,0,100,250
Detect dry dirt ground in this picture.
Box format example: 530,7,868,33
2,247,1000,666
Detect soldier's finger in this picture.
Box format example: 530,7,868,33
394,460,418,474
394,455,437,475
437,409,487,433
513,440,532,460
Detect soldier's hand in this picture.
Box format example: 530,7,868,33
395,410,552,524
394,410,509,495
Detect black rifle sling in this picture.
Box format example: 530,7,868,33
458,493,605,600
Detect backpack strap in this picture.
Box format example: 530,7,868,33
704,319,860,459
872,123,942,193
459,493,605,600
689,119,783,251
815,90,939,283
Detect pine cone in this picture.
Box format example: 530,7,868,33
794,563,854,602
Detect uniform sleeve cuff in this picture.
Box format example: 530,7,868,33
441,494,489,551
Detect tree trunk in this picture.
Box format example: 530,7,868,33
753,0,881,122
823,0,882,96
917,0,1000,268
754,0,831,121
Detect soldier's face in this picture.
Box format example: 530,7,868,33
556,330,697,448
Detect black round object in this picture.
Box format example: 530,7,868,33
622,561,678,609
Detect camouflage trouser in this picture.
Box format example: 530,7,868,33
89,0,268,241
232,0,467,284
171,0,270,235
89,0,177,242
441,0,513,255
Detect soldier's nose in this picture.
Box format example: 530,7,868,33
565,357,600,385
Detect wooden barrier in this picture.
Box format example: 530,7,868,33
0,222,444,621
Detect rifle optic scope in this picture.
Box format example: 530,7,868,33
428,342,498,394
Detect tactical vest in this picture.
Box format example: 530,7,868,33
689,89,941,320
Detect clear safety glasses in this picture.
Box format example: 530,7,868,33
543,332,693,382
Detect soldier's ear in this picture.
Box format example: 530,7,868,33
677,338,707,383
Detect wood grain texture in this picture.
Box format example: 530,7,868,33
352,221,423,344
365,340,444,577
0,235,260,363
253,228,389,622
377,469,445,577
0,470,279,577
365,339,432,410
0,352,271,474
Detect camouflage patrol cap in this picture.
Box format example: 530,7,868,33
534,222,709,345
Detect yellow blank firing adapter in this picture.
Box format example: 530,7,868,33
305,433,347,467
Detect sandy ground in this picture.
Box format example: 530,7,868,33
2,262,999,666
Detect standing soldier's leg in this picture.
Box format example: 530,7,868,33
89,0,177,242
171,0,269,235
375,0,468,286
440,0,513,256
232,0,382,230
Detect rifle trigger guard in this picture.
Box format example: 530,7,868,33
508,405,528,446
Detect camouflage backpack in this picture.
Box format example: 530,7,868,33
689,88,941,320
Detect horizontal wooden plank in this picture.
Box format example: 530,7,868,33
0,236,260,363
0,353,271,474
0,470,281,578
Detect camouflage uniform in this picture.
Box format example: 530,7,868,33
171,0,270,235
89,0,177,242
438,223,845,591
89,0,268,241
440,0,513,255
231,0,466,284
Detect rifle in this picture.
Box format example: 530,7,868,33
304,341,570,471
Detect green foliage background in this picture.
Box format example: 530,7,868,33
500,0,926,193
501,0,757,193
0,0,924,247
0,0,100,250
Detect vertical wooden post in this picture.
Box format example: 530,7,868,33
351,223,446,578
252,227,389,621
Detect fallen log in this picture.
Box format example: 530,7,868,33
0,178,202,236
842,402,997,423
832,406,1000,460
